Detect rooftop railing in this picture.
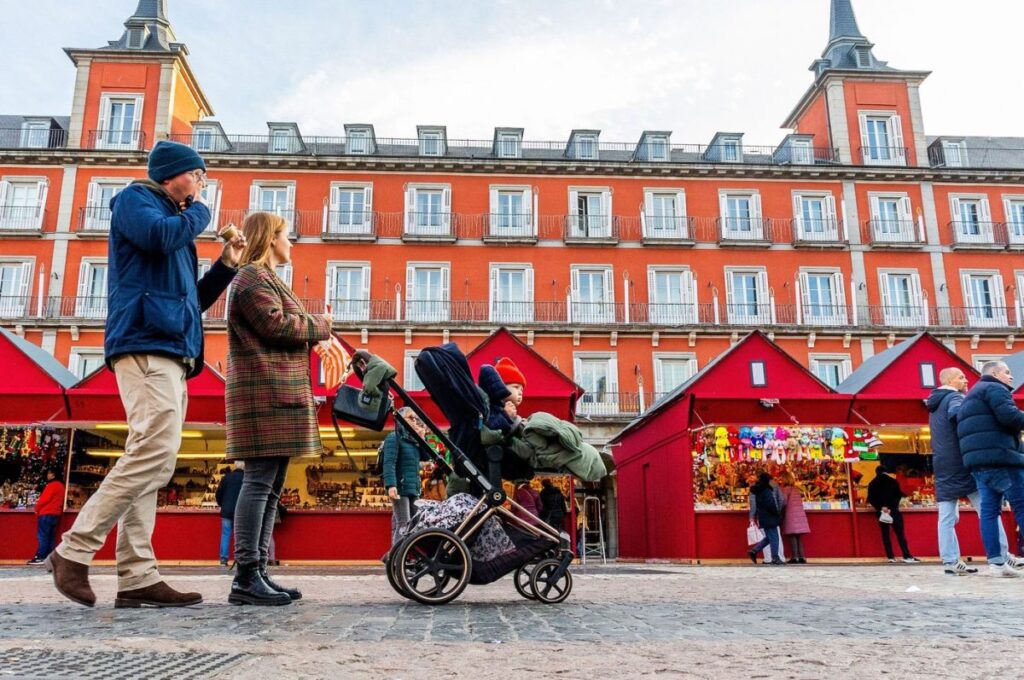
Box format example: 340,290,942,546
0,127,68,150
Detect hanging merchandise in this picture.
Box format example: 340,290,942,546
859,430,883,460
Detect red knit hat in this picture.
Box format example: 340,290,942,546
495,357,526,387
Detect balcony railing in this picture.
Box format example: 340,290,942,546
0,205,44,232
717,217,773,245
933,306,1018,329
858,305,929,328
0,295,32,319
628,301,707,325
484,214,536,241
863,219,924,247
725,303,774,326
859,146,908,166
569,301,623,324
791,218,846,246
404,213,454,240
1006,221,1024,249
564,215,618,243
88,129,148,151
949,220,999,248
45,296,108,320
641,215,694,243
929,145,1024,170
322,211,375,239
0,127,68,150
77,205,112,233
576,392,644,418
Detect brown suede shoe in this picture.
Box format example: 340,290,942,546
44,551,96,607
114,581,203,608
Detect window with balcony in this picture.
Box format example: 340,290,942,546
20,120,51,148
490,265,534,323
725,268,770,324
327,263,370,321
404,185,451,237
489,187,533,237
961,271,1007,327
793,193,838,242
859,112,905,165
0,260,31,319
810,355,852,388
879,270,925,326
199,180,220,233
69,348,106,379
327,184,372,236
76,260,108,319
249,183,295,230
571,267,614,324
97,94,142,149
405,263,450,322
497,133,521,159
1004,197,1024,246
0,179,47,231
942,140,967,168
653,354,697,399
404,351,425,391
799,270,846,325
574,353,618,416
643,190,687,239
869,194,915,243
950,196,993,245
83,180,130,232
720,192,763,239
568,189,611,239
647,267,697,324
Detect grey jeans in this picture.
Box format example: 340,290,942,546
234,457,288,567
391,496,413,546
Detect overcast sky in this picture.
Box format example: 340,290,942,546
1,0,1020,143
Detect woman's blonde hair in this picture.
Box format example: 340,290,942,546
779,470,797,487
239,212,287,267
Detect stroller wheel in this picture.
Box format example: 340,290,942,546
529,558,573,604
513,564,537,600
396,528,472,606
386,538,414,600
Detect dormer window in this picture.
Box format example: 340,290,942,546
721,139,741,162
942,140,967,168
348,129,370,154
648,136,669,161
127,28,146,49
575,135,598,160
497,132,521,159
193,126,214,152
418,129,445,157
20,120,51,148
270,129,290,153
854,46,872,68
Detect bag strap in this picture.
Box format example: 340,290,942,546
331,406,359,470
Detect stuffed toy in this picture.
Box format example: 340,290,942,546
714,426,731,463
830,427,848,462
772,440,787,463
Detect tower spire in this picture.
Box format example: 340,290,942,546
828,0,865,46
810,0,892,77
106,0,180,52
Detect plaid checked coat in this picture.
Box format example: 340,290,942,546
226,264,332,460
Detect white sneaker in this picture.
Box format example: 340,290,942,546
903,557,921,563
1004,555,1024,569
943,561,978,575
988,562,1024,578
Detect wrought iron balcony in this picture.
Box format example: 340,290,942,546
77,205,113,234
45,296,109,320
0,127,68,150
403,213,455,241
862,219,925,247
949,220,1000,248
321,211,375,240
576,392,643,418
87,129,148,151
564,215,618,244
859,146,908,166
717,217,774,246
858,305,930,328
484,213,537,242
641,215,694,244
929,145,1024,170
0,205,45,233
791,218,847,247
0,295,34,320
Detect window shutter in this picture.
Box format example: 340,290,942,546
489,187,498,220
910,272,924,311
568,190,578,217
531,188,538,233
960,272,973,308
130,98,142,135
326,265,337,307
34,180,48,229
825,194,837,231
442,186,452,232
608,355,619,395
858,113,870,156
76,261,90,300
792,194,803,234
879,273,892,316
286,184,296,210
798,271,810,316
329,185,340,211
604,268,614,304
360,266,371,313
687,271,698,322
833,272,846,317
641,191,652,237
724,270,735,309
751,193,762,218
950,196,961,229
869,195,880,221
900,196,912,221
571,268,580,302
405,186,415,231
647,268,657,304
363,185,373,223
677,190,687,219
440,266,451,318
0,180,10,207
890,114,905,159
604,192,613,233
489,266,498,318
523,187,534,231
97,100,108,142
757,270,770,307
17,262,31,302
573,356,582,385
525,267,535,318
980,198,992,224
718,193,729,222
994,273,1006,311
248,184,259,210
405,266,415,311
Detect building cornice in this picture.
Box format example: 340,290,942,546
782,70,932,130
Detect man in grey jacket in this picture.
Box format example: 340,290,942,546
927,367,1013,575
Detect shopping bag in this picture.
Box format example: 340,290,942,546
878,510,894,524
746,522,765,546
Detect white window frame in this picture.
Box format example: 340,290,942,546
798,268,847,326
791,191,839,242
96,93,143,150
489,263,534,323
191,125,217,152
69,347,106,379
248,181,297,235
404,350,426,391
199,179,221,233
497,132,521,159
574,352,619,416
647,266,698,325
942,140,968,168
326,182,373,236
718,190,763,239
574,134,598,160
809,354,852,389
0,258,33,319
404,183,452,236
652,352,697,398
1003,195,1024,245
570,265,615,324
83,179,131,232
75,258,108,319
419,131,443,157
646,135,669,161
949,194,993,244
858,111,906,166
567,186,612,239
959,269,1007,327
877,269,926,327
972,354,1006,372
642,188,688,239
269,128,295,154
326,261,371,322
274,264,293,289
724,267,771,325
488,185,534,237
347,128,371,155
720,137,742,162
789,138,814,165
868,192,916,243
0,176,48,231
20,120,51,148
405,262,450,322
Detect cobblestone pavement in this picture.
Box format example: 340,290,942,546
2,562,1023,678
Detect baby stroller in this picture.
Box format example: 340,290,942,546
332,343,574,606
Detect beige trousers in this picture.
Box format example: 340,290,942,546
57,354,187,591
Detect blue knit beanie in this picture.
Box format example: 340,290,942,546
478,365,511,403
147,141,206,183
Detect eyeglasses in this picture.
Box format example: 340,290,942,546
191,170,208,183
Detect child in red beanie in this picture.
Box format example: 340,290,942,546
495,358,526,420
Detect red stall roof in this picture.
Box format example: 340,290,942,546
614,330,852,443
836,332,978,425
65,362,228,424
467,328,583,422
0,327,77,423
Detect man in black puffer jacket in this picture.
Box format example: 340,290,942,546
957,360,1024,578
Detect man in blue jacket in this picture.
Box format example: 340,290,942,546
48,141,245,607
957,360,1024,578
927,367,1013,575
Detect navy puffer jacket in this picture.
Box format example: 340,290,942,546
926,387,975,501
957,375,1024,471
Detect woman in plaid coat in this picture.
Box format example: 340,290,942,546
226,212,332,606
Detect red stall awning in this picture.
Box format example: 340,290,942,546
0,327,77,423
65,362,228,424
837,332,978,425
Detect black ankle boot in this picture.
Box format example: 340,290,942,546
228,563,291,606
260,566,302,601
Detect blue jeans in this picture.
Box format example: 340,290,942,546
34,514,60,559
219,517,233,562
937,491,1008,564
972,468,1024,565
751,526,781,562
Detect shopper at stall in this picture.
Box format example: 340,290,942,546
215,462,244,567
226,211,332,606
513,480,542,526
928,367,1014,575
540,479,568,530
867,466,919,563
778,471,809,564
958,360,1024,578
383,407,427,546
27,469,64,565
747,472,785,565
48,141,244,608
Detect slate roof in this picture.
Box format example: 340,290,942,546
0,327,79,389
926,135,1024,170
834,334,921,394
